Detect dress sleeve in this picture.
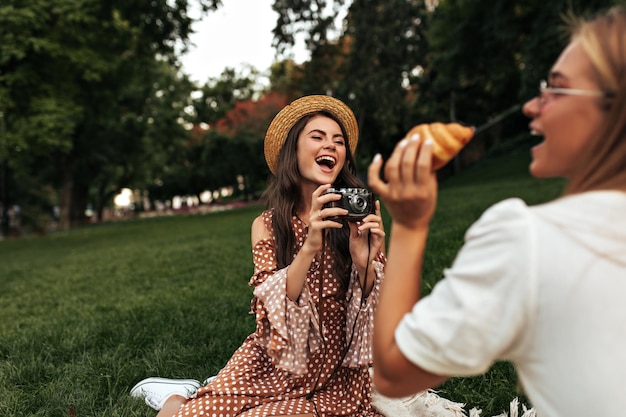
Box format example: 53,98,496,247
248,235,322,376
394,198,536,376
342,252,386,368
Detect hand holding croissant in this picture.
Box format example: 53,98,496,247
367,122,475,228
404,122,475,170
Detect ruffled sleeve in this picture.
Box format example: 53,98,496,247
342,253,386,368
248,215,322,376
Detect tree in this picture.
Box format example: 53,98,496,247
189,91,289,203
339,0,430,169
271,0,351,58
191,66,262,126
88,63,196,221
270,0,431,169
416,0,619,174
270,0,622,177
0,0,221,231
216,91,290,199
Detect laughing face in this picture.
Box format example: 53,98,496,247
522,39,608,180
296,115,347,186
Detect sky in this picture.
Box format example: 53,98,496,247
180,0,309,84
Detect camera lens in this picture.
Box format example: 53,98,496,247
349,195,368,213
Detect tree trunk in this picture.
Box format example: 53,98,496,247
59,175,73,231
1,159,10,237
70,181,90,227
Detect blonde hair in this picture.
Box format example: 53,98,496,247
565,6,626,194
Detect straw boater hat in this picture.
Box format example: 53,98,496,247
264,95,359,174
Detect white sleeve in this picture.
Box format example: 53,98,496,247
395,198,536,376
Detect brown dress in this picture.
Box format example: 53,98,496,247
175,210,385,417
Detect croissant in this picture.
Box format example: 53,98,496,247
405,122,475,170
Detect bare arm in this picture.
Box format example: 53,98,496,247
251,215,271,246
253,185,349,302
372,223,446,396
250,212,318,302
368,134,448,397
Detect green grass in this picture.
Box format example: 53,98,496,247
0,141,565,417
0,210,260,416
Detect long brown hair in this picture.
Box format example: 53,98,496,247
565,6,626,194
261,111,365,296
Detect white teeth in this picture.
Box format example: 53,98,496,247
530,130,542,136
316,156,336,166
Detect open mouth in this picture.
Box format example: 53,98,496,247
529,123,543,136
316,155,337,169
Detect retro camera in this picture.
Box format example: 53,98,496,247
323,187,374,222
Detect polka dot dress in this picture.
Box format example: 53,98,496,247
175,210,385,417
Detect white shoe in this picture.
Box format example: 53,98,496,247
202,375,217,386
130,377,201,410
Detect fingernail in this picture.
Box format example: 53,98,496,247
410,133,420,141
372,153,381,163
424,138,434,146
399,139,409,148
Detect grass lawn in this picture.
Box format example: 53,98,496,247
0,139,565,417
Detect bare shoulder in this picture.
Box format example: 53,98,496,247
251,214,271,247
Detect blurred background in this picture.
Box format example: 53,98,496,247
0,0,619,237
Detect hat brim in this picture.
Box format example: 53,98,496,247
264,95,359,174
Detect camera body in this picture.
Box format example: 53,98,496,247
323,187,374,222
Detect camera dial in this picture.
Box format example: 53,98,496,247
348,194,368,213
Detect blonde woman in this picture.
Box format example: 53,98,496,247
370,7,626,417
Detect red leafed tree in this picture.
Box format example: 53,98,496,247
186,91,291,201
215,91,290,137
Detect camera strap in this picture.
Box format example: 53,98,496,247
306,229,371,404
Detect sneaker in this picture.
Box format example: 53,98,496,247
130,377,201,410
202,375,217,386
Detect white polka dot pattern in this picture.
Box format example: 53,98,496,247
175,210,386,417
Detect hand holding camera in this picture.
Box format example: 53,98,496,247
322,187,375,222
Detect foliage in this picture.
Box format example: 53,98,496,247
269,0,621,173
268,59,309,100
0,0,221,231
215,91,290,199
214,91,288,137
3,0,624,237
271,0,351,57
191,67,261,126
419,0,617,128
270,0,431,171
340,0,431,167
120,66,198,214
148,91,290,205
